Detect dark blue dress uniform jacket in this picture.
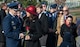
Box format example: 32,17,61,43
2,14,22,47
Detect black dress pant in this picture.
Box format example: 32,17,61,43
0,42,5,47
46,33,57,47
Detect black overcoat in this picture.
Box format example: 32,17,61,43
24,17,42,47
60,23,77,47
0,9,6,42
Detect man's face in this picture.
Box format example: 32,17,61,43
11,9,17,16
36,7,42,14
63,7,69,15
42,4,47,11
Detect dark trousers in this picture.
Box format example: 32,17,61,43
0,42,5,47
46,33,57,47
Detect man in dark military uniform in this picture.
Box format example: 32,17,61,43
2,2,24,47
0,3,7,47
46,4,58,47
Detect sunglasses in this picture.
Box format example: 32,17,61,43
59,12,63,14
13,9,18,12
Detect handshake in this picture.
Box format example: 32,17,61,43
19,33,31,40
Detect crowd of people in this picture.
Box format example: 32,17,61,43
0,1,80,47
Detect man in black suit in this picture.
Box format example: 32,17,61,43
0,3,7,47
36,4,49,46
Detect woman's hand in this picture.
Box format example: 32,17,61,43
25,35,30,40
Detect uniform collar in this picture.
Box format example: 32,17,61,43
9,12,15,17
42,11,47,13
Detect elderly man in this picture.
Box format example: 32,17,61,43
61,6,76,26
2,2,24,47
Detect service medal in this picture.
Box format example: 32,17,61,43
32,20,35,22
11,21,15,25
13,26,16,30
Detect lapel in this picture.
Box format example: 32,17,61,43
39,13,44,20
